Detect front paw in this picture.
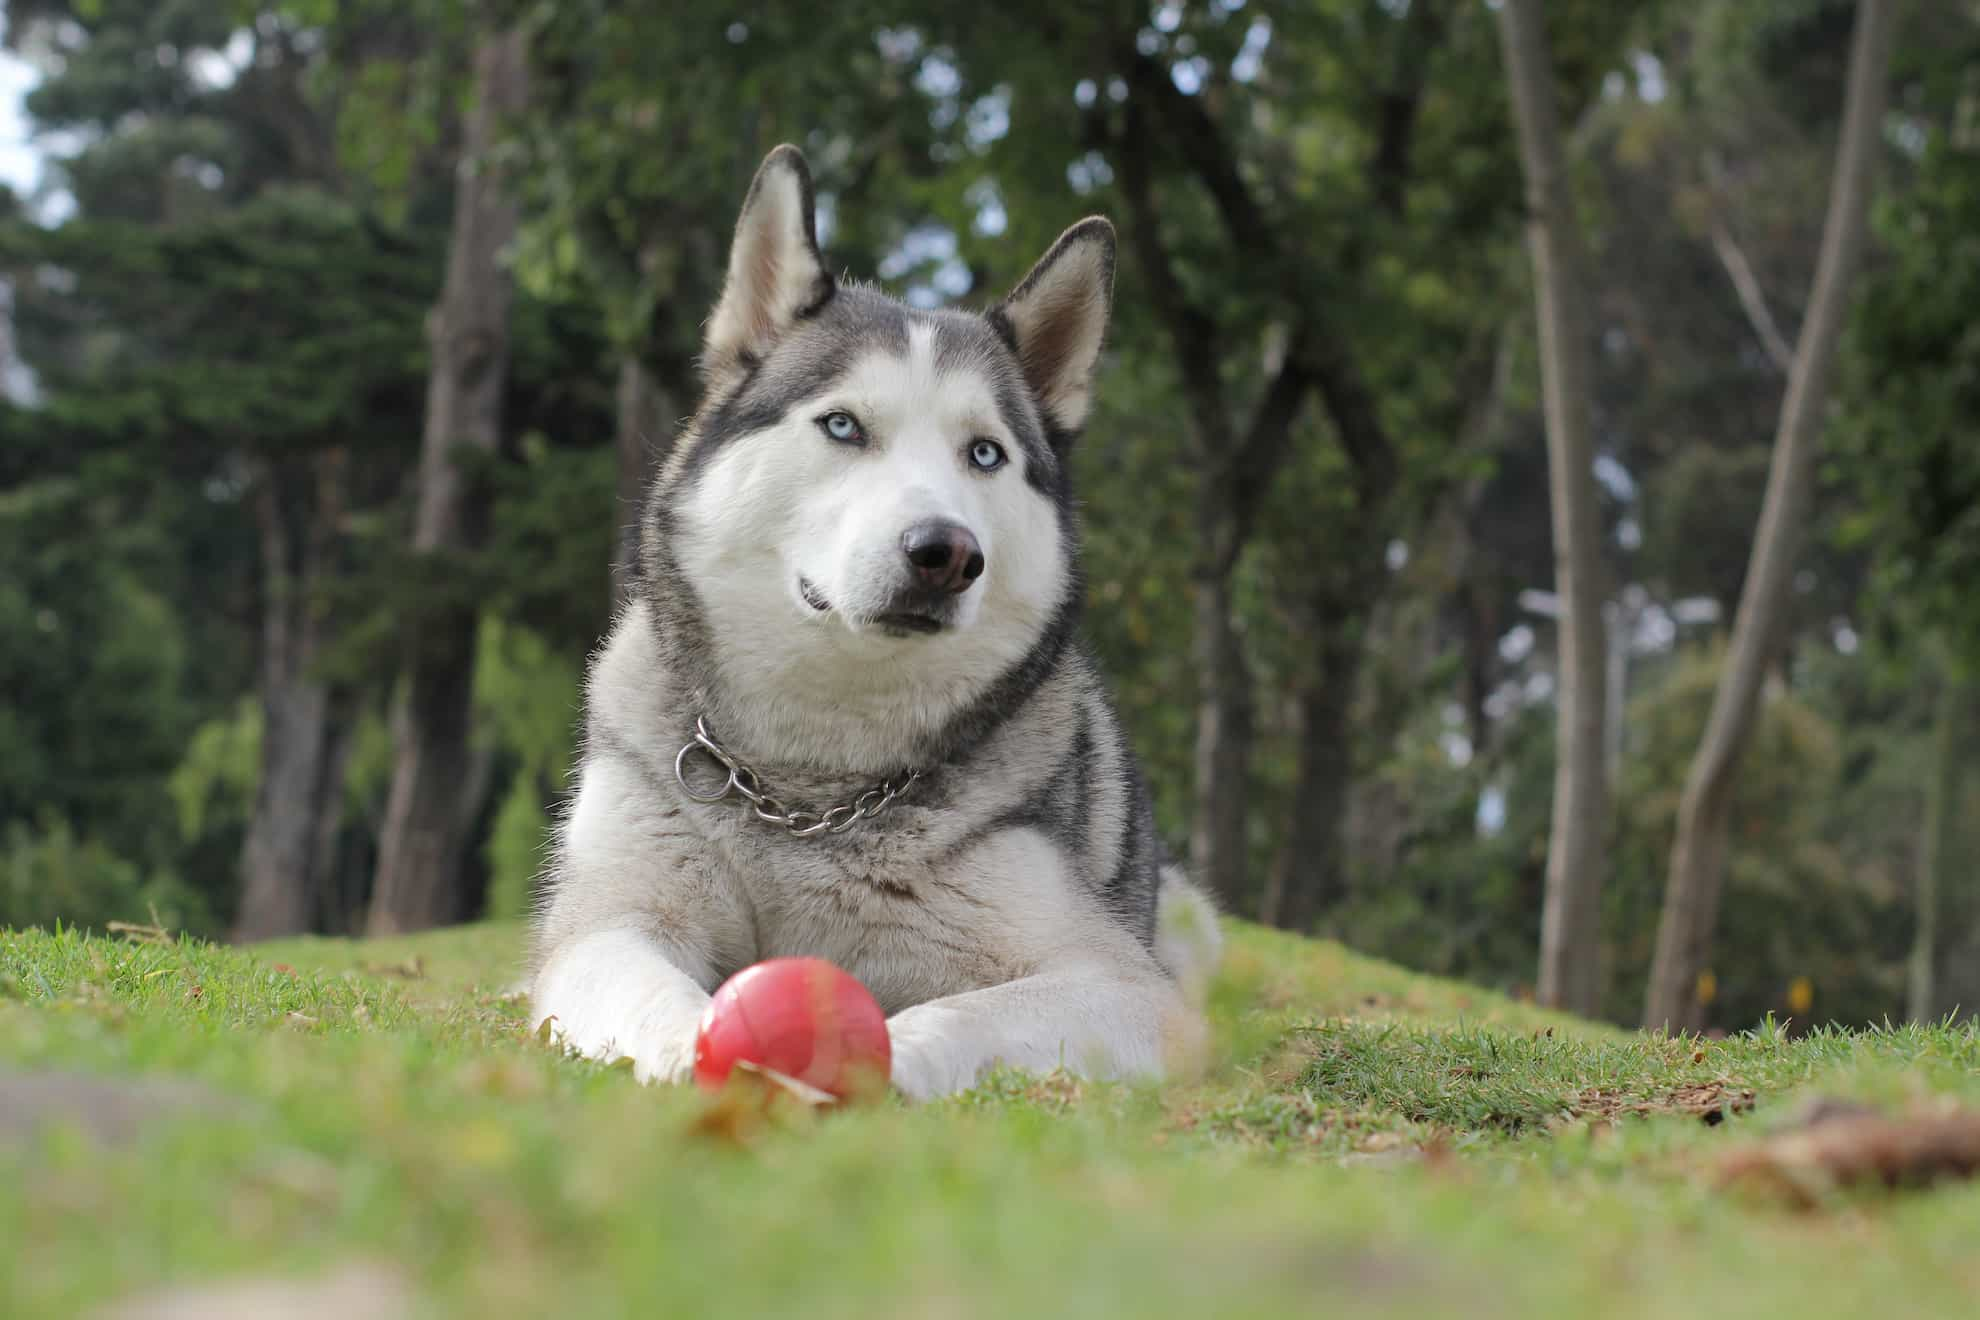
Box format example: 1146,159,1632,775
887,1037,944,1102
625,1031,698,1086
535,1008,697,1086
886,1006,980,1102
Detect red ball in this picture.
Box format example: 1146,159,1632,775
692,958,892,1102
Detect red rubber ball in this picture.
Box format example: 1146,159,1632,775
692,958,892,1102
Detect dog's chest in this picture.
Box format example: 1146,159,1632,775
723,830,1044,1015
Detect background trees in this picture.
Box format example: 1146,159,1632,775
2,0,1975,1034
1642,0,1895,1033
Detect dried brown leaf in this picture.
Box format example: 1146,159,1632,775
1717,1102,1980,1208
685,1065,824,1147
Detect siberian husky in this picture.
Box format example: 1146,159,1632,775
529,145,1221,1100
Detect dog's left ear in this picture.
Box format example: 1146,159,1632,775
989,218,1115,439
703,145,834,386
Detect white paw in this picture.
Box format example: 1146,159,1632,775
530,930,711,1088
886,1007,983,1102
537,1009,697,1085
624,1030,698,1086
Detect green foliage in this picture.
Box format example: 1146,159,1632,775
166,700,263,850
1842,141,1980,668
0,818,215,937
0,473,197,868
1,0,1975,1038
1330,706,1553,997
474,619,582,920
1,0,623,938
1606,647,1903,1029
1,188,435,449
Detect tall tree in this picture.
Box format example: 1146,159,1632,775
1089,2,1484,916
1909,656,1968,1022
235,452,357,939
1841,16,1980,1020
1644,0,1897,1031
1495,0,1610,1016
1257,0,1469,931
368,28,530,934
2,3,437,939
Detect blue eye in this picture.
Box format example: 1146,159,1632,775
969,439,1006,472
819,411,863,445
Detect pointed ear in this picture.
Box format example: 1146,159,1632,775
988,217,1116,438
702,145,833,384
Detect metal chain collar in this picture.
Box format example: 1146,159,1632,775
673,717,920,839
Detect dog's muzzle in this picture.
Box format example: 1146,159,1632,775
901,519,984,596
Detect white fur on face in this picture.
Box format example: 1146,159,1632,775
675,323,1069,771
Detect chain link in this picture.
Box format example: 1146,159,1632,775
673,717,919,839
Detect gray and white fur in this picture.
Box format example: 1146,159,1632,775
529,145,1221,1101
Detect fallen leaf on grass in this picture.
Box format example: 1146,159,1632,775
1717,1100,1980,1208
732,1058,838,1106
686,1064,829,1147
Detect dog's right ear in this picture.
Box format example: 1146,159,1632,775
702,145,834,388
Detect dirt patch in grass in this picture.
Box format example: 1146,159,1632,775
1578,1081,1757,1126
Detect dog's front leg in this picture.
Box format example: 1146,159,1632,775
885,965,1198,1101
532,929,712,1084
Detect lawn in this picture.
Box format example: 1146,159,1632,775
3,919,1977,1318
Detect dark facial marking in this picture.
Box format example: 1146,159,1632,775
928,311,1069,503
681,287,912,484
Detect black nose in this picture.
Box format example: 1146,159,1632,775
902,520,985,595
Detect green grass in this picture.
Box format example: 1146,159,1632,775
3,919,1978,1318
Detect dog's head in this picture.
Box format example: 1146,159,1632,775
644,145,1113,772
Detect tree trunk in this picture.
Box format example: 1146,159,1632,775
1498,0,1611,1018
1644,0,1895,1032
307,718,356,932
368,29,529,935
1910,660,1969,1024
611,354,678,608
1261,611,1364,930
235,453,354,941
1190,556,1254,912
